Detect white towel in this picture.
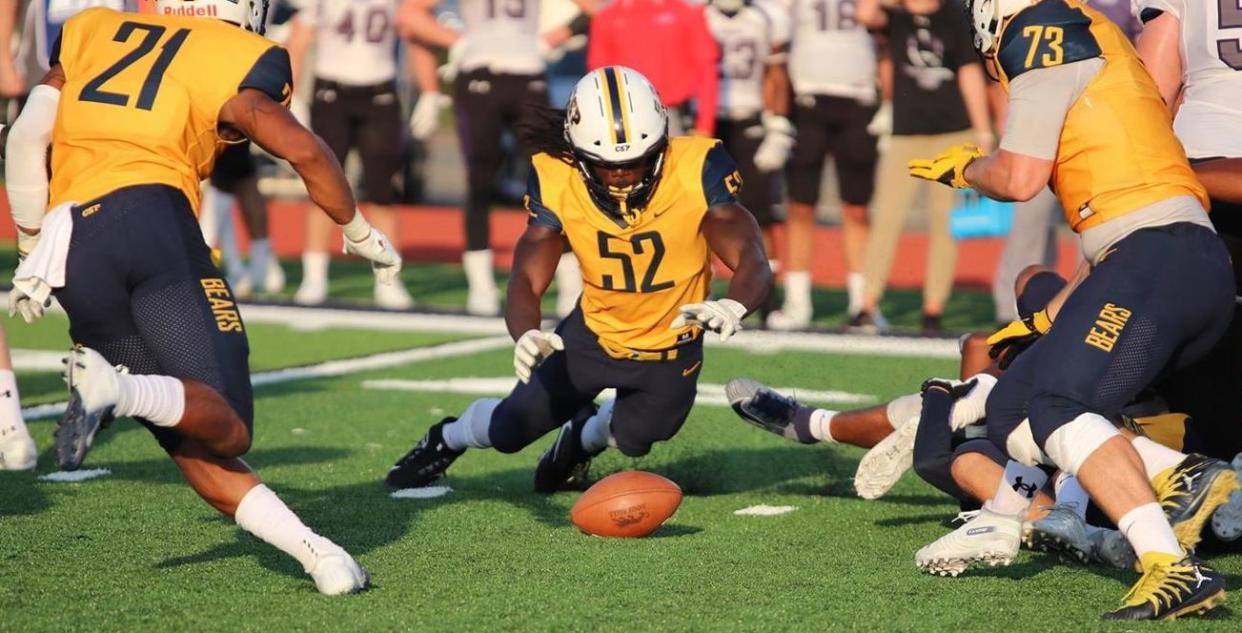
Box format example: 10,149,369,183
12,201,76,304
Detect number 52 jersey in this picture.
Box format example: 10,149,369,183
50,8,292,210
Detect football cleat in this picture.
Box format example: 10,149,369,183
307,550,370,596
915,508,1022,577
374,281,415,310
1102,557,1226,620
293,277,327,306
854,415,919,500
765,307,811,331
1154,454,1240,552
533,403,601,494
1089,528,1138,571
1025,504,1092,564
56,346,121,471
1210,452,1242,542
0,423,37,471
725,378,809,443
384,418,464,489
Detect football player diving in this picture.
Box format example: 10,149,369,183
897,0,1234,620
5,0,402,594
385,66,772,493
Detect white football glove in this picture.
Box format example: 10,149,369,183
8,277,52,324
867,101,893,153
340,212,402,285
670,298,748,341
514,329,564,383
753,112,795,173
439,38,466,83
948,373,998,431
409,92,449,141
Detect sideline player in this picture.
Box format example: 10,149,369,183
5,0,400,594
904,0,1233,619
287,0,417,309
385,67,772,492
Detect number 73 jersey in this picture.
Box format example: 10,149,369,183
50,8,292,210
526,137,743,352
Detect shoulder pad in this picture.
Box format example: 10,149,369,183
997,0,1101,82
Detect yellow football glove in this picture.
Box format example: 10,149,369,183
986,309,1053,370
908,144,984,189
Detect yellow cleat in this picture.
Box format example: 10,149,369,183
1103,556,1226,621
1152,454,1241,552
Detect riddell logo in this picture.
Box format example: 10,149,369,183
162,4,219,17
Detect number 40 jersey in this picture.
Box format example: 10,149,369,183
50,8,292,210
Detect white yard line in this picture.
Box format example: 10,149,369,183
362,377,874,406
10,349,65,371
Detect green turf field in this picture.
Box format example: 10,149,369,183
3,302,1240,632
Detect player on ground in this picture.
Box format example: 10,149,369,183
902,0,1233,619
768,0,880,330
287,0,417,309
5,0,400,594
705,0,793,300
385,67,771,492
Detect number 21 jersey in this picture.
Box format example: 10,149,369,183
50,8,292,210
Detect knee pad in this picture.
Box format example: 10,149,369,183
1041,412,1120,476
1002,419,1051,467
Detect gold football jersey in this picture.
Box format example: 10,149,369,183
526,136,743,353
50,8,292,210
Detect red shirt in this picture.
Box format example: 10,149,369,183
587,0,720,135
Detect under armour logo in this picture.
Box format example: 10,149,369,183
1012,476,1038,498
1,390,11,398
1182,472,1202,490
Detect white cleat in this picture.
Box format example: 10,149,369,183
374,282,415,310
1210,452,1242,542
466,287,500,316
0,425,37,471
854,415,919,499
308,551,370,596
56,347,124,471
293,278,328,306
915,508,1022,577
230,274,254,301
264,259,287,294
765,307,811,331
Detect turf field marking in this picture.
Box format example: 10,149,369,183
10,349,65,371
361,377,875,406
391,486,453,499
734,505,799,516
39,468,112,482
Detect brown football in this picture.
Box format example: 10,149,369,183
570,470,683,538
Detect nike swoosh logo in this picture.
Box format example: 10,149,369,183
682,361,702,377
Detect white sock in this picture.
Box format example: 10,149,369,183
463,249,498,294
579,399,615,453
1131,436,1186,481
0,369,31,436
847,272,864,316
248,238,272,288
986,460,1047,515
885,393,921,430
1117,502,1184,560
1053,472,1089,518
301,251,330,285
234,484,344,573
782,270,811,312
441,398,500,451
114,374,185,427
809,409,837,443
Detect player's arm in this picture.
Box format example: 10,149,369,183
704,203,772,313
542,0,596,50
398,0,461,49
4,65,66,255
1133,7,1183,109
506,224,564,340
856,0,889,29
1191,158,1242,205
957,63,994,152
0,0,23,97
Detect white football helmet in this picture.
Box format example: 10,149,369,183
967,0,1034,57
565,66,669,218
154,0,271,35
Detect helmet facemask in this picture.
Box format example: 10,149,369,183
571,136,668,225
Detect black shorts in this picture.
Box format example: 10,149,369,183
1207,197,1242,295
716,116,778,226
311,78,403,205
452,69,546,168
786,94,878,206
53,185,254,453
209,142,258,191
487,308,703,458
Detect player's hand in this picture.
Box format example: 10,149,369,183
8,278,52,324
439,38,466,83
986,309,1052,370
409,92,448,141
342,221,402,285
908,144,983,189
867,101,892,153
921,373,998,430
753,112,795,173
514,329,564,383
671,299,748,342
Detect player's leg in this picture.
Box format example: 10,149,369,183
606,343,704,459
0,323,37,470
991,189,1059,324
832,98,880,322
295,80,353,305
859,135,923,330
920,131,969,335
770,96,829,330
358,82,415,309
454,70,507,316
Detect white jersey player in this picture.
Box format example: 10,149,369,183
769,0,881,331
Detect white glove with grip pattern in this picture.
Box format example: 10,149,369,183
514,329,564,383
8,277,52,324
340,212,402,285
409,92,448,141
753,112,795,173
670,298,748,341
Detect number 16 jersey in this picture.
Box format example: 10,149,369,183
50,8,292,210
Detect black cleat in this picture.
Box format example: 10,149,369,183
534,404,600,494
385,418,465,489
54,388,114,472
725,378,812,443
1102,557,1226,621
1155,454,1240,552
